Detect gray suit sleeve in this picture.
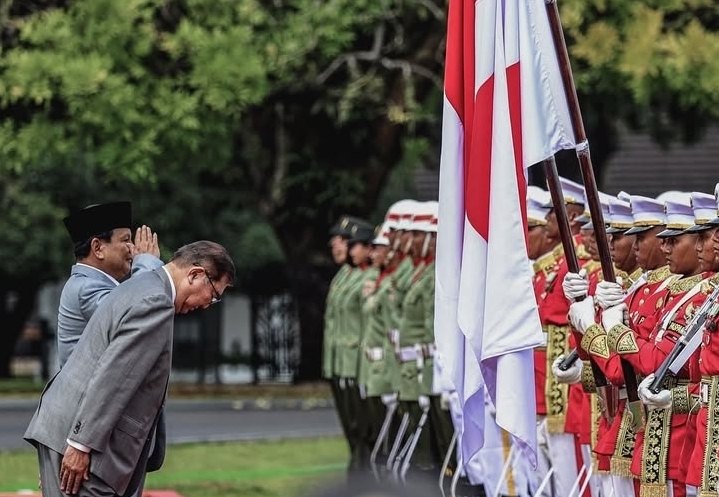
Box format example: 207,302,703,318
69,294,174,451
131,254,164,275
78,279,115,322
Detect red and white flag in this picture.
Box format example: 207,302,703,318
435,0,576,467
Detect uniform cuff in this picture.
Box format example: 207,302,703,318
66,439,91,453
607,324,639,354
581,324,609,359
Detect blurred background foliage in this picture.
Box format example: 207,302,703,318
1,0,719,377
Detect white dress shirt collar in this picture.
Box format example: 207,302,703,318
161,266,176,302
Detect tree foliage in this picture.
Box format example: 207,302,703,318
1,0,719,377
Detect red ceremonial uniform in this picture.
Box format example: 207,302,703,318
682,273,719,492
540,237,590,435
609,272,711,497
533,249,561,416
583,266,673,479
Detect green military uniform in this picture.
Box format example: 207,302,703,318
394,260,436,469
358,263,403,470
323,263,353,447
323,264,351,380
334,219,378,474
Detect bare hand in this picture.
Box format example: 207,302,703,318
133,225,161,258
60,446,90,495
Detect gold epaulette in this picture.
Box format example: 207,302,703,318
575,243,591,261
615,268,629,286
646,265,673,285
533,250,558,275
667,273,705,295
582,260,601,274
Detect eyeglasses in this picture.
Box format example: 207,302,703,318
194,263,221,304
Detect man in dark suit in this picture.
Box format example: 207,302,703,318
25,240,235,497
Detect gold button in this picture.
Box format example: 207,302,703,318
644,288,650,295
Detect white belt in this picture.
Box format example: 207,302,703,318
365,347,384,361
618,387,627,400
398,346,419,362
422,343,437,358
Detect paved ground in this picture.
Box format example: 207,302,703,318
0,398,341,451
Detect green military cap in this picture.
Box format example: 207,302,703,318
329,215,353,238
347,218,376,244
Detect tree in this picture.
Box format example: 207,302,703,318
1,0,719,379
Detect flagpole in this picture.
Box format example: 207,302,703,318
544,0,639,419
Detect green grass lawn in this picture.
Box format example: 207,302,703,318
0,437,349,497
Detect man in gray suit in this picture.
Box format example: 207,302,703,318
25,240,235,497
58,201,164,368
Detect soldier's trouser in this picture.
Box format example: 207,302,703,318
366,396,387,459
330,377,352,444
429,395,455,471
336,378,358,464
401,400,435,469
345,379,369,473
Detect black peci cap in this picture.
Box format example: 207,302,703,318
63,201,132,244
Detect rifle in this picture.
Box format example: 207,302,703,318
649,282,719,394
544,0,640,423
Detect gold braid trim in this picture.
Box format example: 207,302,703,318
545,324,570,433
611,405,637,478
627,267,645,289
581,361,595,393
640,483,670,497
701,376,719,495
645,265,672,285
667,273,704,295
610,455,634,479
670,386,690,414
640,408,672,490
581,324,610,359
608,324,639,354
533,250,558,274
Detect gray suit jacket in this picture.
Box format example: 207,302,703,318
57,254,163,368
25,268,175,496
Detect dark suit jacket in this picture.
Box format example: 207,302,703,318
25,269,175,496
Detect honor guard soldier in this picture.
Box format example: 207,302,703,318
572,194,710,497
389,202,439,478
358,221,398,475
540,177,591,497
650,188,719,497
334,217,378,475
323,215,355,466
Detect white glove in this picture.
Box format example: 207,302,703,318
418,395,431,411
440,391,452,410
638,374,672,410
595,280,626,310
562,269,588,302
601,303,628,330
551,354,583,384
381,392,398,406
568,297,597,334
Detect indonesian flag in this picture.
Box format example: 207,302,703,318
434,0,576,467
